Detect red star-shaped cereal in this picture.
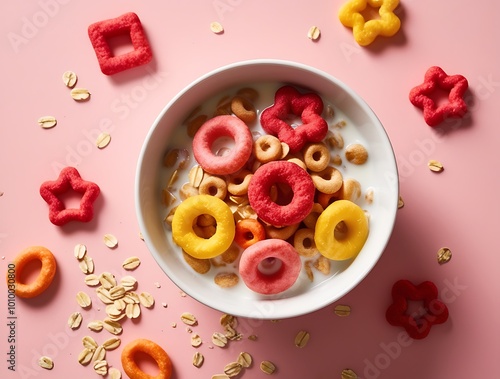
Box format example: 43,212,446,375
409,66,469,127
40,167,100,226
88,12,153,75
386,279,449,339
260,86,328,153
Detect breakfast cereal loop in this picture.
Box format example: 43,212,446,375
314,200,369,260
8,246,57,298
193,115,253,175
234,219,266,249
172,195,235,259
121,338,172,379
338,0,401,46
239,239,302,295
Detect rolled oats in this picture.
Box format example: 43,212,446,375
294,330,310,348
109,367,122,379
237,352,252,368
38,356,54,370
93,359,108,376
68,311,83,329
224,362,242,377
85,274,100,286
103,233,118,248
341,368,358,379
428,159,444,172
92,345,106,362
139,292,155,308
99,272,117,289
78,347,94,366
191,333,202,347
88,320,104,332
260,360,276,374
212,332,228,347
71,88,91,101
210,21,224,34
76,291,92,308
79,255,94,274
122,256,141,270
437,247,452,264
37,116,57,129
82,336,98,351
62,70,78,88
102,319,122,335
193,351,204,367
96,133,111,149
120,276,137,291
180,312,198,326
334,304,352,317
307,25,321,40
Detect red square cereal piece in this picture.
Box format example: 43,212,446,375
88,12,153,75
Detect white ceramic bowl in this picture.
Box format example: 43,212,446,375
136,59,399,319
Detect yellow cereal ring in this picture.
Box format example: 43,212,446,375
314,200,368,260
172,195,235,259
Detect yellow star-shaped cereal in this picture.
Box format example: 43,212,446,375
338,0,401,46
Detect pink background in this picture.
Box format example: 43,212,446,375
1,1,499,378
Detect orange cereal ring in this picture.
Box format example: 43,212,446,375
303,142,330,172
311,166,343,194
234,219,266,249
253,135,282,163
227,169,253,196
293,228,318,257
121,338,172,379
316,190,341,209
8,246,57,298
231,95,257,124
198,175,227,200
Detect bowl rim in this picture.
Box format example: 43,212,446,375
135,58,399,319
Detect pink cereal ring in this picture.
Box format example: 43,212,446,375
193,115,253,175
239,239,301,294
248,161,315,227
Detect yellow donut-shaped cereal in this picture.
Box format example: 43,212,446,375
172,195,235,259
314,200,368,260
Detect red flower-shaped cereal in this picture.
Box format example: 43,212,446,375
88,12,153,75
40,167,100,226
409,66,469,127
260,86,328,153
386,279,449,339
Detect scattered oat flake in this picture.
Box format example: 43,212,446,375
428,159,444,172
154,282,161,288
260,360,276,375
334,304,351,317
96,132,111,149
38,116,57,129
68,311,83,329
62,70,78,88
398,195,404,209
437,247,452,264
341,368,358,379
38,356,54,370
294,330,310,348
109,367,122,379
193,352,204,368
122,256,141,270
103,234,118,248
71,88,91,101
307,25,321,40
210,21,224,34
74,243,87,260
180,312,197,326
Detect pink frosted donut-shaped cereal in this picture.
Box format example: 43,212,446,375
239,239,301,295
248,161,315,227
193,115,253,175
